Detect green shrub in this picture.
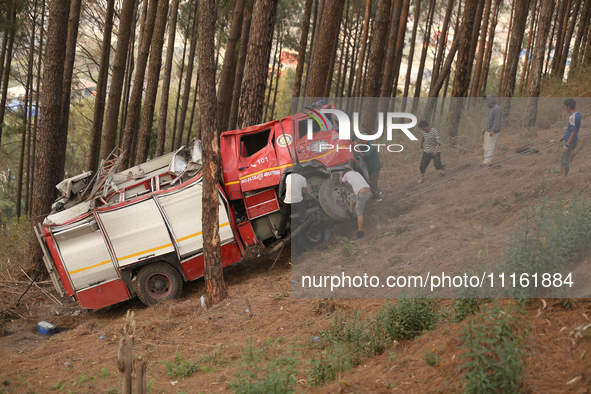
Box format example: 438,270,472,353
505,197,591,297
423,350,439,367
459,306,528,394
160,353,197,378
378,299,438,341
231,338,299,394
453,298,485,322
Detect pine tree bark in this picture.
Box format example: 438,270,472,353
270,30,283,119
411,0,436,114
154,0,179,156
389,0,411,102
401,0,421,112
19,0,39,218
469,0,492,98
199,0,228,307
228,8,252,131
237,0,278,128
479,0,500,96
352,0,372,98
557,0,581,78
101,0,137,160
305,0,325,96
378,0,400,99
292,0,313,112
217,0,245,131
524,0,553,128
445,0,478,139
0,9,16,146
519,0,538,96
30,0,70,267
134,0,168,165
264,28,280,121
186,75,199,143
171,38,187,151
430,0,455,92
121,0,159,168
174,6,198,149
551,0,569,76
88,0,115,172
29,0,46,216
498,0,516,96
59,0,82,179
570,0,591,73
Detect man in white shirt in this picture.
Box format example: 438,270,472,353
340,164,371,240
274,164,307,238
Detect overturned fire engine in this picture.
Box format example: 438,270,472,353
34,104,370,309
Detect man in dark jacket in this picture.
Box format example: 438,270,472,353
361,140,382,202
480,94,502,166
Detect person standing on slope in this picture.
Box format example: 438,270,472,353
560,98,581,177
480,94,502,166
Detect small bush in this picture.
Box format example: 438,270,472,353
378,298,438,341
453,298,485,322
423,350,439,367
160,353,197,378
505,197,591,297
231,338,299,394
459,305,528,394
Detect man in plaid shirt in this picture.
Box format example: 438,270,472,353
418,120,445,183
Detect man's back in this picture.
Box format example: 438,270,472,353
285,173,307,204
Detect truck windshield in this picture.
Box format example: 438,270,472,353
240,129,271,157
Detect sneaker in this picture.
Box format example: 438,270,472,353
353,230,366,240
272,229,281,239
441,165,446,176
418,179,424,184
373,197,382,202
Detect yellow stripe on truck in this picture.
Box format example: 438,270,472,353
68,222,231,275
223,145,347,186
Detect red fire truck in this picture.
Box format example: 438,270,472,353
34,103,369,309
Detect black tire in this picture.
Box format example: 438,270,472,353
318,178,352,222
134,262,183,306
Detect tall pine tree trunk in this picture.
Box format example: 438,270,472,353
469,0,492,98
557,0,581,78
237,0,278,128
88,0,115,172
171,38,187,151
155,0,179,156
174,6,198,149
430,0,455,92
101,0,137,160
199,0,228,306
401,0,421,113
411,0,436,114
524,0,554,128
519,0,538,96
217,0,245,131
135,0,169,165
227,8,251,131
445,0,478,139
121,0,159,168
498,0,516,96
0,9,16,146
292,0,313,112
352,0,372,98
30,0,70,267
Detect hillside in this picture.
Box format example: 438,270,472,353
1,122,590,394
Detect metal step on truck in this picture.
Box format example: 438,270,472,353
35,102,371,309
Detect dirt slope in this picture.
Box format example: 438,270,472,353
1,125,590,394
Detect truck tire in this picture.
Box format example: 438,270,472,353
134,262,183,306
318,178,352,222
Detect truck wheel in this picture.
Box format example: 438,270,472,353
318,178,352,222
134,263,183,306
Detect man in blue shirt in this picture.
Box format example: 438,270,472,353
561,98,581,177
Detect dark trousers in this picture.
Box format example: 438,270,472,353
419,151,443,173
277,200,306,236
369,170,380,198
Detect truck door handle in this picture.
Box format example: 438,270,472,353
239,167,248,171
